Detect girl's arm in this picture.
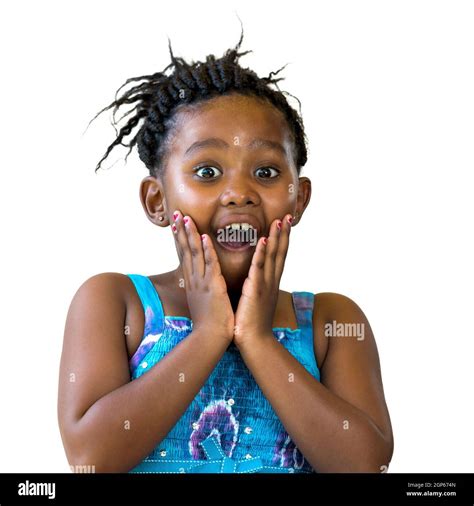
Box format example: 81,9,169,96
236,292,394,473
58,273,231,473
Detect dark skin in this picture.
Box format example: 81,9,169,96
58,93,393,473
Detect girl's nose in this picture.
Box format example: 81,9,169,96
219,180,261,207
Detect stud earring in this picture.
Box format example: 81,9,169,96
158,216,164,222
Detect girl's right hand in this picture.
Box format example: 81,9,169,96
171,210,235,343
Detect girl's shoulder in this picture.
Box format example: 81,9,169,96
82,271,137,315
313,291,393,459
312,292,370,370
314,292,368,322
72,272,160,362
71,272,129,310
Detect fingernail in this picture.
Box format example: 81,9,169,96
183,217,189,225
172,224,177,233
287,216,294,224
276,220,282,230
262,237,267,245
201,234,206,241
173,212,179,221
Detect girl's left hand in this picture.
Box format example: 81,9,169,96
233,214,294,349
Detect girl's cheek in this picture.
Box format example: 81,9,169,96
285,182,299,201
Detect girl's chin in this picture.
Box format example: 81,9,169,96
216,252,254,286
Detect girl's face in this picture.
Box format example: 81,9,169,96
142,93,311,290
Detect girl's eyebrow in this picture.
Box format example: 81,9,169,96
184,137,288,158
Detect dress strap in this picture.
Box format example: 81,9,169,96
291,291,314,329
126,274,165,373
291,292,320,380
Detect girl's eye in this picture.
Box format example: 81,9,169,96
255,167,280,179
194,166,222,179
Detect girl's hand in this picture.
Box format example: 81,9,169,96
172,210,235,343
233,214,293,349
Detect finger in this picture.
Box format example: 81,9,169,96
274,214,292,283
171,210,183,264
248,236,267,286
183,215,205,279
202,234,223,278
264,218,282,284
172,210,192,281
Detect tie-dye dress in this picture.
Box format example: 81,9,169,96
126,274,321,474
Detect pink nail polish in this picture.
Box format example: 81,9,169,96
287,216,294,224
173,212,179,221
201,234,206,241
277,220,282,230
172,224,177,233
183,217,189,225
262,237,267,245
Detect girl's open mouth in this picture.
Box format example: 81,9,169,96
216,240,255,252
213,222,259,252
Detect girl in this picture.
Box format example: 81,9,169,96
58,30,393,474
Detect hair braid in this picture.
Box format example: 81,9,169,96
88,25,308,176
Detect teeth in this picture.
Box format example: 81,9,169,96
224,222,255,231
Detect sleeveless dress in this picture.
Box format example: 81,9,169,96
126,273,321,474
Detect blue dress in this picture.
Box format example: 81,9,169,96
126,274,321,474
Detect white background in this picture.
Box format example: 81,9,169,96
1,0,473,472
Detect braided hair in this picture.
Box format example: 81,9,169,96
88,27,308,177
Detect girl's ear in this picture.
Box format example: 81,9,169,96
294,176,312,225
139,176,169,226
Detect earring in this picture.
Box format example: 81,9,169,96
158,216,164,222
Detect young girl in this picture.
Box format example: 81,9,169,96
58,30,393,474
